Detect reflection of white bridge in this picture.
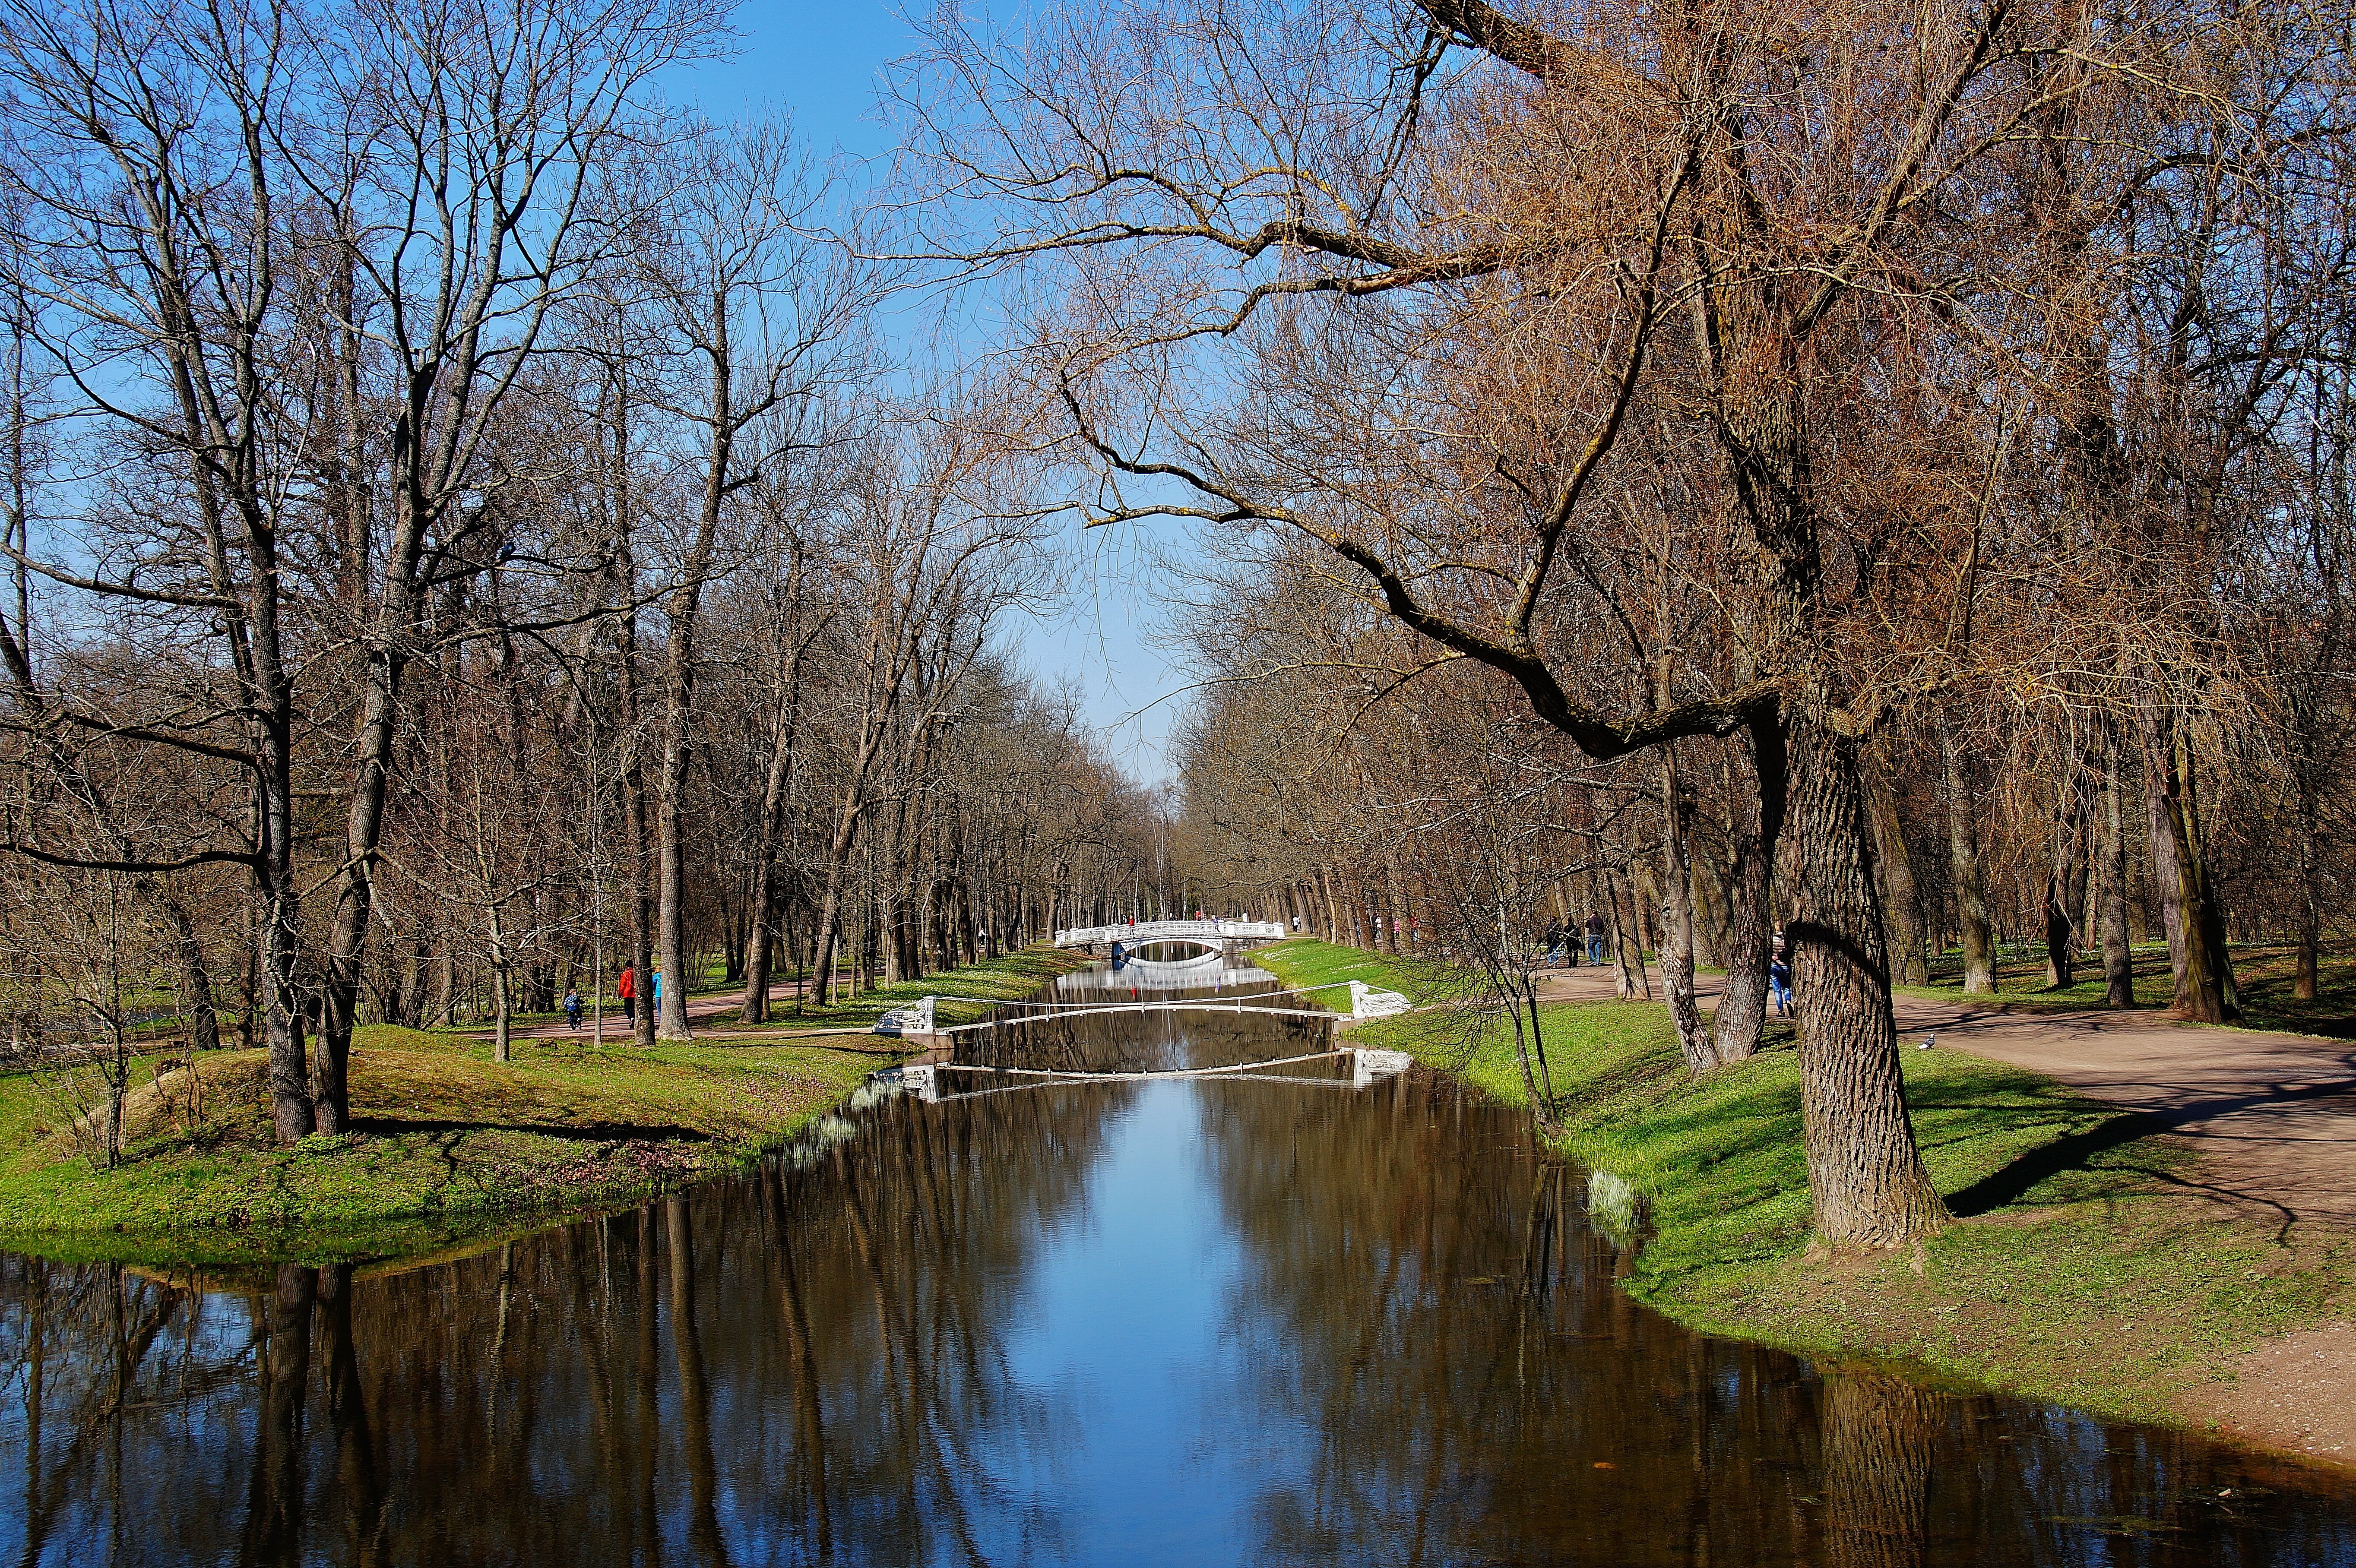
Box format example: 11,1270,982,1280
1053,919,1289,949
1056,961,1275,992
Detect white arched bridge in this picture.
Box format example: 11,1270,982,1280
1052,918,1289,949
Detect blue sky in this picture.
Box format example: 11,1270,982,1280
670,4,1194,785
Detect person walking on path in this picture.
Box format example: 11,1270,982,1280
1545,920,1564,966
618,964,636,1024
652,970,663,1013
564,988,583,1031
1769,927,1792,1017
1585,914,1607,967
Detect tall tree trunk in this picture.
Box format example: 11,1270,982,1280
619,624,659,1049
1711,724,1781,1064
2042,775,2087,989
2100,727,2136,1007
654,641,695,1043
1863,750,1929,985
1687,141,1943,1243
810,717,890,1007
260,713,310,1141
1609,864,1650,999
1688,831,1732,970
654,344,737,1042
1942,731,1995,994
488,929,513,1066
1658,747,1715,1072
317,429,439,1132
740,635,809,1022
1787,714,1949,1247
2144,781,2187,990
394,932,424,1030
878,791,906,985
2143,711,2236,1022
2294,762,2321,1002
1376,847,1394,946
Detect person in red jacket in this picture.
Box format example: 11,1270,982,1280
618,963,636,1023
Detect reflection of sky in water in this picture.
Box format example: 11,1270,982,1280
999,1081,1279,1564
4,1004,2355,1567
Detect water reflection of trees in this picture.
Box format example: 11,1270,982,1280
1194,1073,1809,1565
5,1045,2356,1565
1194,1071,2353,1568
0,1078,1130,1566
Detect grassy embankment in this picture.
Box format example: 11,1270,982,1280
0,946,1092,1268
1254,937,2353,1432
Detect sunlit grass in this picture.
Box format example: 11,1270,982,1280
0,1036,879,1268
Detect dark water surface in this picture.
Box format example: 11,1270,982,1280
5,964,2353,1566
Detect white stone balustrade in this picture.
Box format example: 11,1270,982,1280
1052,919,1289,948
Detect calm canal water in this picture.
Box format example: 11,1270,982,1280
3,960,2353,1565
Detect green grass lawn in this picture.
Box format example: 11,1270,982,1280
0,946,1094,1268
1254,937,2353,1430
0,1033,879,1268
1244,938,1447,1005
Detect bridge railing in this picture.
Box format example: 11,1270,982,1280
1052,920,1291,948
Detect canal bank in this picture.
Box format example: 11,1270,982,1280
0,947,1097,1268
8,952,2353,1566
1252,938,2356,1468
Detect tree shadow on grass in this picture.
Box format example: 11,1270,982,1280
1943,1112,2164,1217
1943,1074,2356,1235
